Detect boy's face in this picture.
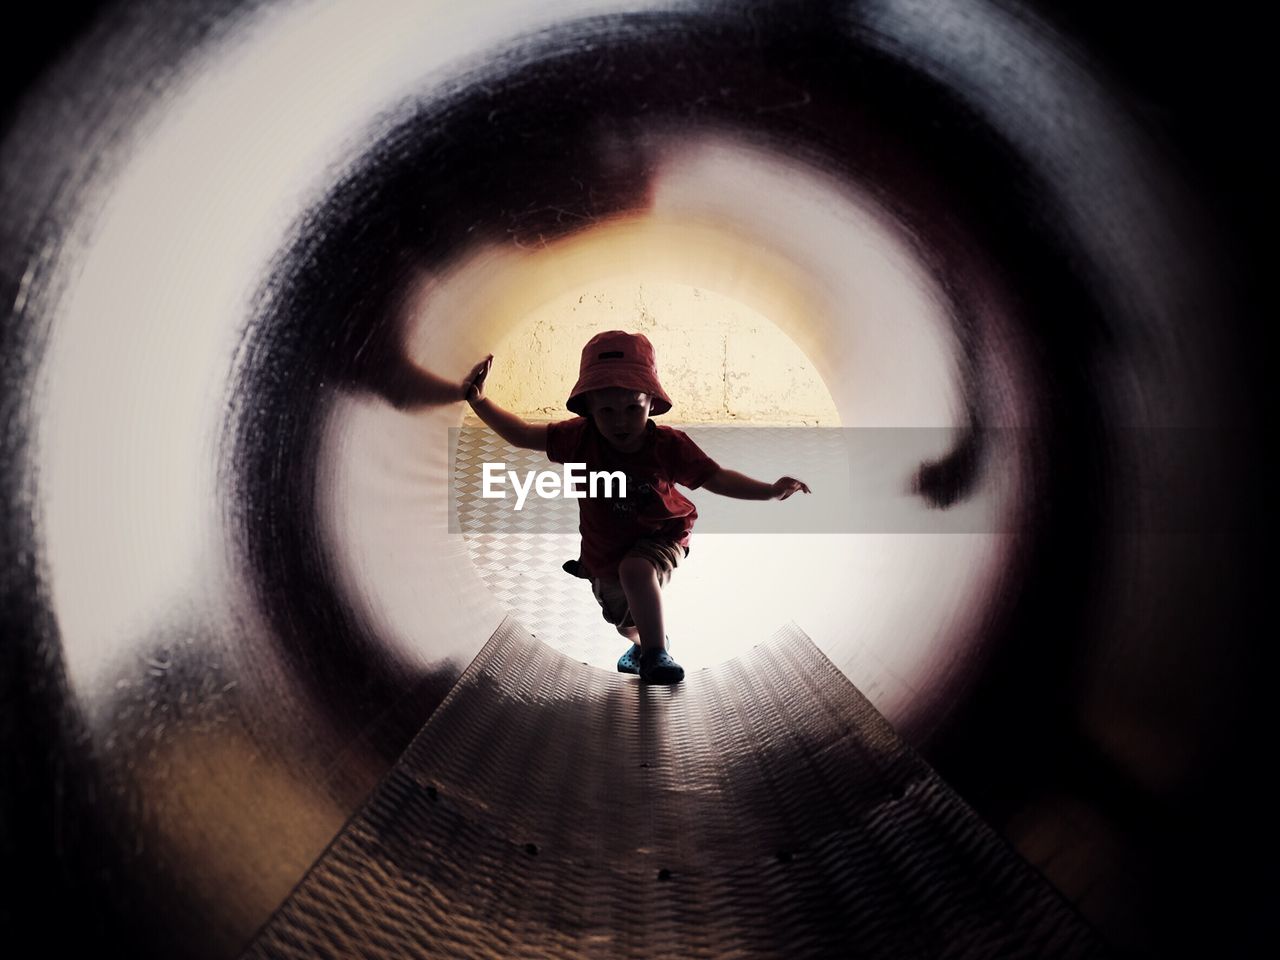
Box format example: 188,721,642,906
587,388,652,452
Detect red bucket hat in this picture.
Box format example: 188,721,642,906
567,330,672,417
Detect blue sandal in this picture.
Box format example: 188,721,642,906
616,643,642,674
639,647,685,685
617,637,673,676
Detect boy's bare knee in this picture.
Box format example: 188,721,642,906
617,555,656,586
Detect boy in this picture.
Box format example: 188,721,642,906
462,330,809,684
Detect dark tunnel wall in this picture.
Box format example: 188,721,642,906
1,1,1267,957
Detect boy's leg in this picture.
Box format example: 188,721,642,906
604,541,684,681
617,556,666,653
590,578,643,673
619,549,684,683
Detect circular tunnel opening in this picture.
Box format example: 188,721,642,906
348,191,1026,713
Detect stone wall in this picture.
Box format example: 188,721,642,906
465,279,839,426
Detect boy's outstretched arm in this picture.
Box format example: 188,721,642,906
462,355,548,451
702,468,811,501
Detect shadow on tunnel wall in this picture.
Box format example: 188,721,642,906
1,1,1267,957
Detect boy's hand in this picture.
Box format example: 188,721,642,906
771,476,811,500
463,355,493,402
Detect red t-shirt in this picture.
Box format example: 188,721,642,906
545,417,721,580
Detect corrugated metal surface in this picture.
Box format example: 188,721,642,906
243,620,1106,959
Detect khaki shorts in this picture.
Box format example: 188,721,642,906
591,539,689,628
